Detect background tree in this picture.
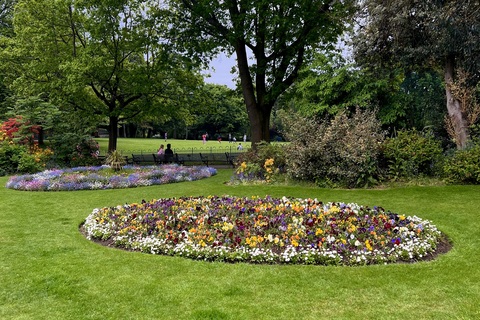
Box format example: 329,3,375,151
166,0,356,146
190,84,249,140
0,0,15,115
280,52,446,136
2,0,202,152
354,0,480,149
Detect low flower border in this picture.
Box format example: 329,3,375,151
5,164,217,191
82,195,447,266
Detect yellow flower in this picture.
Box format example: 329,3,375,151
328,205,340,214
365,240,373,251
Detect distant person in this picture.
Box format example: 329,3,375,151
202,134,207,144
157,144,165,155
164,143,174,162
164,132,168,141
228,133,232,143
237,143,243,150
157,144,165,161
233,136,236,143
217,136,222,143
243,134,247,142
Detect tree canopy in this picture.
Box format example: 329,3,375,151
1,0,203,152
165,0,356,146
354,0,480,148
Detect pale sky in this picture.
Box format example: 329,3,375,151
203,52,237,89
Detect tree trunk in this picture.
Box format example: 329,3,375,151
108,115,118,152
235,43,271,147
445,56,469,149
247,104,271,145
37,127,44,145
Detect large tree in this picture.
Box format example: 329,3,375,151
354,0,480,149
165,0,356,146
2,0,202,152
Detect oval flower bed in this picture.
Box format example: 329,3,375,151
82,195,445,266
6,164,217,191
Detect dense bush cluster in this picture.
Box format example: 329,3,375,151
443,143,480,184
0,118,53,176
0,116,104,175
48,133,100,167
282,109,385,188
232,111,480,187
382,129,443,180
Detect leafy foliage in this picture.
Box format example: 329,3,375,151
443,142,480,184
354,0,480,149
0,119,52,175
188,84,249,139
282,108,384,188
166,0,356,144
2,0,202,151
383,129,443,179
232,141,286,183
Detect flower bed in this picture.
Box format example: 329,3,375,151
5,164,217,191
82,195,445,266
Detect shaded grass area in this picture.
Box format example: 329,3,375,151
1,170,479,319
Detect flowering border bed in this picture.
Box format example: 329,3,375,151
5,164,217,191
82,195,446,266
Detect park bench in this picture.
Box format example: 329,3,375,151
153,153,185,165
177,153,207,166
131,154,157,165
225,152,241,167
200,153,231,166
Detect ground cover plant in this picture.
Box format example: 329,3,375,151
83,195,443,266
5,164,217,191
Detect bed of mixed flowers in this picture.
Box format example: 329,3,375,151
6,164,217,191
83,195,444,266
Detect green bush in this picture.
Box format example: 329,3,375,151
443,143,480,184
233,141,286,183
0,142,26,175
49,133,100,167
282,108,385,188
0,142,51,175
382,129,443,179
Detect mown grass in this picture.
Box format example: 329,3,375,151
96,137,252,154
1,168,479,319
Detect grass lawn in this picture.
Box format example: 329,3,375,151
95,138,253,154
0,167,479,319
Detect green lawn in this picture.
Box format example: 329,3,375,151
0,169,479,319
96,138,253,154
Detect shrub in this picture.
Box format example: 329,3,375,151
1,116,39,147
233,141,286,183
282,108,385,188
382,129,443,180
0,135,52,176
49,133,99,167
443,143,480,184
0,120,53,175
